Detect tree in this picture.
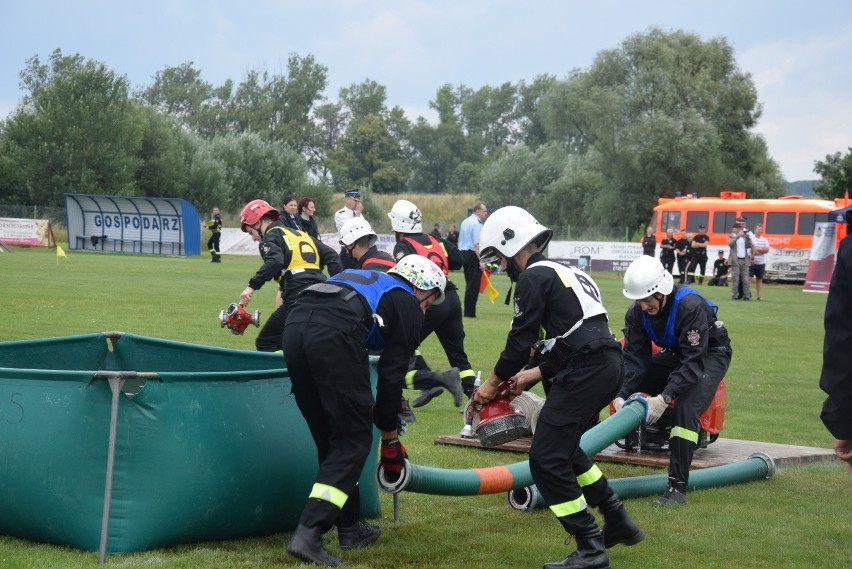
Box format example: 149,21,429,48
5,49,142,206
814,148,852,200
538,28,784,228
139,62,212,120
339,79,387,122
329,115,408,193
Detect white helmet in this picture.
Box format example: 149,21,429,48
479,206,553,261
389,254,446,305
623,255,674,299
388,199,423,233
339,217,377,247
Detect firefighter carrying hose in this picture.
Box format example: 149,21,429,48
282,255,446,567
615,255,732,505
472,206,643,569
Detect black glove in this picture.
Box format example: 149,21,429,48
380,438,408,476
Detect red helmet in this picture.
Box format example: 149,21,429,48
239,199,279,232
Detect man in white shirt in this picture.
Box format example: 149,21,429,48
457,202,488,318
335,190,365,269
749,223,770,301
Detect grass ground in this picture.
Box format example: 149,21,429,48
0,247,850,569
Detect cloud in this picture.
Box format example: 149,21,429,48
741,26,852,180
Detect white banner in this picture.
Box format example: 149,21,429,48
0,218,52,247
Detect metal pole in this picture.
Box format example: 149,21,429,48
98,376,125,565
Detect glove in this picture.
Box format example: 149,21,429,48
612,397,625,413
380,438,408,476
645,394,668,425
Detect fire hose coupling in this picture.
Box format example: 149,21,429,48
748,452,777,480
624,392,651,425
377,458,412,494
218,303,261,335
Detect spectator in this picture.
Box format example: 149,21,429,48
819,213,852,474
431,222,443,239
334,190,365,270
280,195,304,231
298,196,320,239
749,223,770,300
674,230,690,282
446,223,459,246
707,250,729,286
458,202,489,318
640,227,656,257
659,228,676,274
686,225,710,284
727,223,753,300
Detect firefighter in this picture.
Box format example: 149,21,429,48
206,206,223,262
339,217,463,409
614,255,732,505
472,206,643,569
237,199,342,352
388,199,476,399
282,255,446,566
686,224,710,284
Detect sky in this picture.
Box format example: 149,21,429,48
2,0,851,182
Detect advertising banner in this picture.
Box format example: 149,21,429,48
803,222,836,293
0,218,53,247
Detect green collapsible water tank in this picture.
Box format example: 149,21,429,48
0,332,381,555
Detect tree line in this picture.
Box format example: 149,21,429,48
2,27,844,232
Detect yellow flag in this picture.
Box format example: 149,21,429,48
56,245,67,265
481,270,499,304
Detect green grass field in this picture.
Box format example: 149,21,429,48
0,247,849,569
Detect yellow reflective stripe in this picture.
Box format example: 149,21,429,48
671,426,699,444
309,483,349,508
576,464,603,487
459,369,476,379
405,369,416,389
549,494,587,517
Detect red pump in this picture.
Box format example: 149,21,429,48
473,380,528,448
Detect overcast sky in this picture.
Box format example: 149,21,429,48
2,0,851,182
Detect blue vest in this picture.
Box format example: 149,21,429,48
642,287,718,349
326,270,415,350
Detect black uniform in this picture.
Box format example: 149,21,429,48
707,257,729,286
282,273,424,534
641,234,656,257
675,237,691,283
207,213,222,262
299,215,320,239
660,237,676,274
619,284,731,488
686,233,710,284
820,232,852,441
249,223,342,351
281,212,305,232
356,247,397,272
492,252,624,536
393,233,476,393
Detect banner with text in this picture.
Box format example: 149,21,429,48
0,218,53,247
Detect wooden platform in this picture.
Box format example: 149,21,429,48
435,434,836,469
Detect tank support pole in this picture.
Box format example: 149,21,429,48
98,376,125,565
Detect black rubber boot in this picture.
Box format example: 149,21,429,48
653,477,687,506
338,519,381,550
543,527,611,569
411,368,462,407
598,494,644,548
286,524,341,566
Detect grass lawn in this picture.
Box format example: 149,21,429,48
0,247,849,569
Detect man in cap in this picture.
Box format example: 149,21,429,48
335,190,365,269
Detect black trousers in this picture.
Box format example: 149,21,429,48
529,346,623,534
207,232,220,256
422,285,472,374
661,255,675,275
282,303,373,532
461,250,481,318
255,275,326,351
629,348,731,484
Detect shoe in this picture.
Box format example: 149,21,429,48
543,528,611,569
338,520,381,550
743,297,751,301
287,524,341,566
652,484,687,506
436,368,462,406
411,386,444,408
598,494,644,548
756,297,762,301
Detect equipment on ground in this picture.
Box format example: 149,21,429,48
218,303,261,335
472,380,528,448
